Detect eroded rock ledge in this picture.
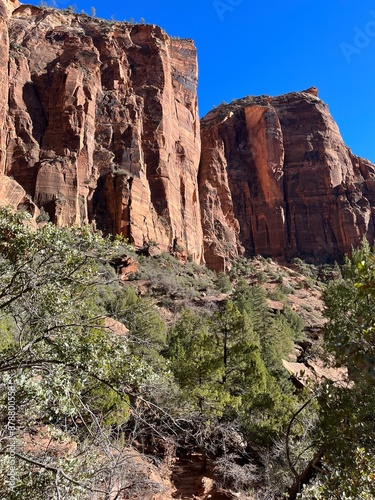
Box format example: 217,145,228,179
199,89,375,270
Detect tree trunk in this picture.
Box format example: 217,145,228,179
288,448,324,499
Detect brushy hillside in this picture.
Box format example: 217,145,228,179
1,209,374,499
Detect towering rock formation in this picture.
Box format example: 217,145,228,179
200,90,375,270
1,0,33,214
4,6,203,261
0,0,19,173
1,6,375,270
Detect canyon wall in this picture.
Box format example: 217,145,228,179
1,6,375,270
200,89,375,269
3,5,203,261
0,0,19,173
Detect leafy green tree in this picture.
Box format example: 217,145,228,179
215,272,232,293
212,300,267,403
0,209,156,498
232,280,272,350
230,279,299,445
166,309,227,416
299,446,375,499
232,279,295,388
166,301,278,425
103,286,167,368
292,241,375,499
165,298,297,472
323,239,375,378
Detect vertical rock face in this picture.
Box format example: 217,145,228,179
200,90,375,270
0,0,20,173
2,6,375,271
5,6,203,261
0,173,26,209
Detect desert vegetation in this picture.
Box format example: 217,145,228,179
0,208,374,498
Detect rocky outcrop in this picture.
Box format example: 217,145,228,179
0,173,26,208
1,5,375,271
0,3,7,174
0,0,20,173
200,89,375,270
4,6,203,261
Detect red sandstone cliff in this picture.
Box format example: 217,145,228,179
1,6,375,270
0,0,19,173
200,89,375,270
2,5,203,261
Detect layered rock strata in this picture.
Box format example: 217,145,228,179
1,5,375,271
4,6,203,261
199,89,375,269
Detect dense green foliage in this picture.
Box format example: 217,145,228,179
166,301,269,419
102,286,167,368
298,241,375,499
3,208,356,499
0,209,157,498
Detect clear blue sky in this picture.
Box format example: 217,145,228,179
27,0,375,163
